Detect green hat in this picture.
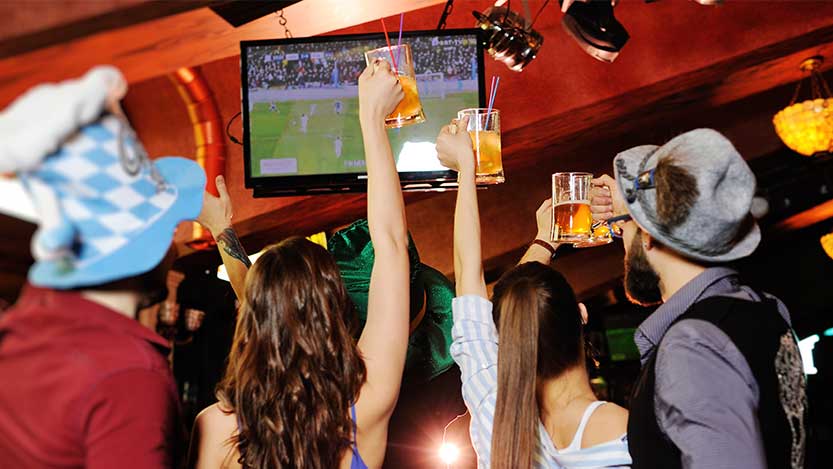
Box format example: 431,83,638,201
328,219,455,384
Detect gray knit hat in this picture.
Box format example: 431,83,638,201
613,128,760,263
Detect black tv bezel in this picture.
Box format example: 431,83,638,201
240,28,487,196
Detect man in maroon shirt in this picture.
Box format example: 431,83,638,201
0,67,205,468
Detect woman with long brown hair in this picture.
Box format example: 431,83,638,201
435,118,631,469
187,60,411,469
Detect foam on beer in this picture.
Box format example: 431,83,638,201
554,200,590,206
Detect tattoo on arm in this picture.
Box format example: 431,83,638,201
216,228,251,267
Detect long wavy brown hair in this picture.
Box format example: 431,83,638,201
217,237,367,469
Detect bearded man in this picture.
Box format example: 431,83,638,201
592,129,808,469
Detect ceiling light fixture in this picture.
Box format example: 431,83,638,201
475,0,631,69
773,56,833,157
473,1,544,72
821,231,833,260
561,0,629,63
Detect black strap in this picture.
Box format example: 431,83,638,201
436,0,454,30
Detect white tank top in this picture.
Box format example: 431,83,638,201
563,400,608,452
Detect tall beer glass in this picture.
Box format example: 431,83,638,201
457,108,504,184
551,172,593,243
364,44,425,128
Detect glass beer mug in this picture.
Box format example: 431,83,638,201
551,172,593,243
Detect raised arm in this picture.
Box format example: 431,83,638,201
197,175,249,300
354,60,411,429
436,117,487,298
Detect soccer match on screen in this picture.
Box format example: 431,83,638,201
245,34,480,178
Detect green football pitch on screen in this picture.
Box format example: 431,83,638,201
249,92,477,178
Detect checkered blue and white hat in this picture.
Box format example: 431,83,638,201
0,66,205,288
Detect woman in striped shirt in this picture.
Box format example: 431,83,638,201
435,118,631,469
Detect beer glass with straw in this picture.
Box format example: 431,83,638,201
457,76,504,184
365,21,425,129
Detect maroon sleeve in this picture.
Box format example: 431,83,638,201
81,369,183,469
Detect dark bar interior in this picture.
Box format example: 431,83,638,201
1,1,832,468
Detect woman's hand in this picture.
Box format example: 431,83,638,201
198,175,248,299
519,198,561,265
534,198,560,249
358,60,404,123
435,116,474,175
197,175,233,236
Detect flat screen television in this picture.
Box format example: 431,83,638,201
240,29,486,197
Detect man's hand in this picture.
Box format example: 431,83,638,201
590,174,625,221
358,60,404,123
197,175,233,236
436,116,475,175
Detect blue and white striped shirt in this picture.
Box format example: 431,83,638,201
450,295,632,469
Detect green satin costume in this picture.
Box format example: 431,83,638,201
328,219,455,383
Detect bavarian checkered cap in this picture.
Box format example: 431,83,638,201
1,66,205,288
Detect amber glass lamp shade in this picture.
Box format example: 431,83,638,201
773,98,833,156
821,232,833,260
773,57,833,157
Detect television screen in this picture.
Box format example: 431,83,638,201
241,29,485,196
605,327,640,362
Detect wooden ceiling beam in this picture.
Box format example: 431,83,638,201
0,0,448,107
0,1,223,59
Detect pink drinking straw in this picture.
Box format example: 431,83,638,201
396,13,404,68
379,19,399,75
485,76,500,127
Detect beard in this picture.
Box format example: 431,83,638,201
624,230,663,307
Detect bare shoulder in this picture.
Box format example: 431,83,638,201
581,402,629,448
189,403,240,469
197,402,237,431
